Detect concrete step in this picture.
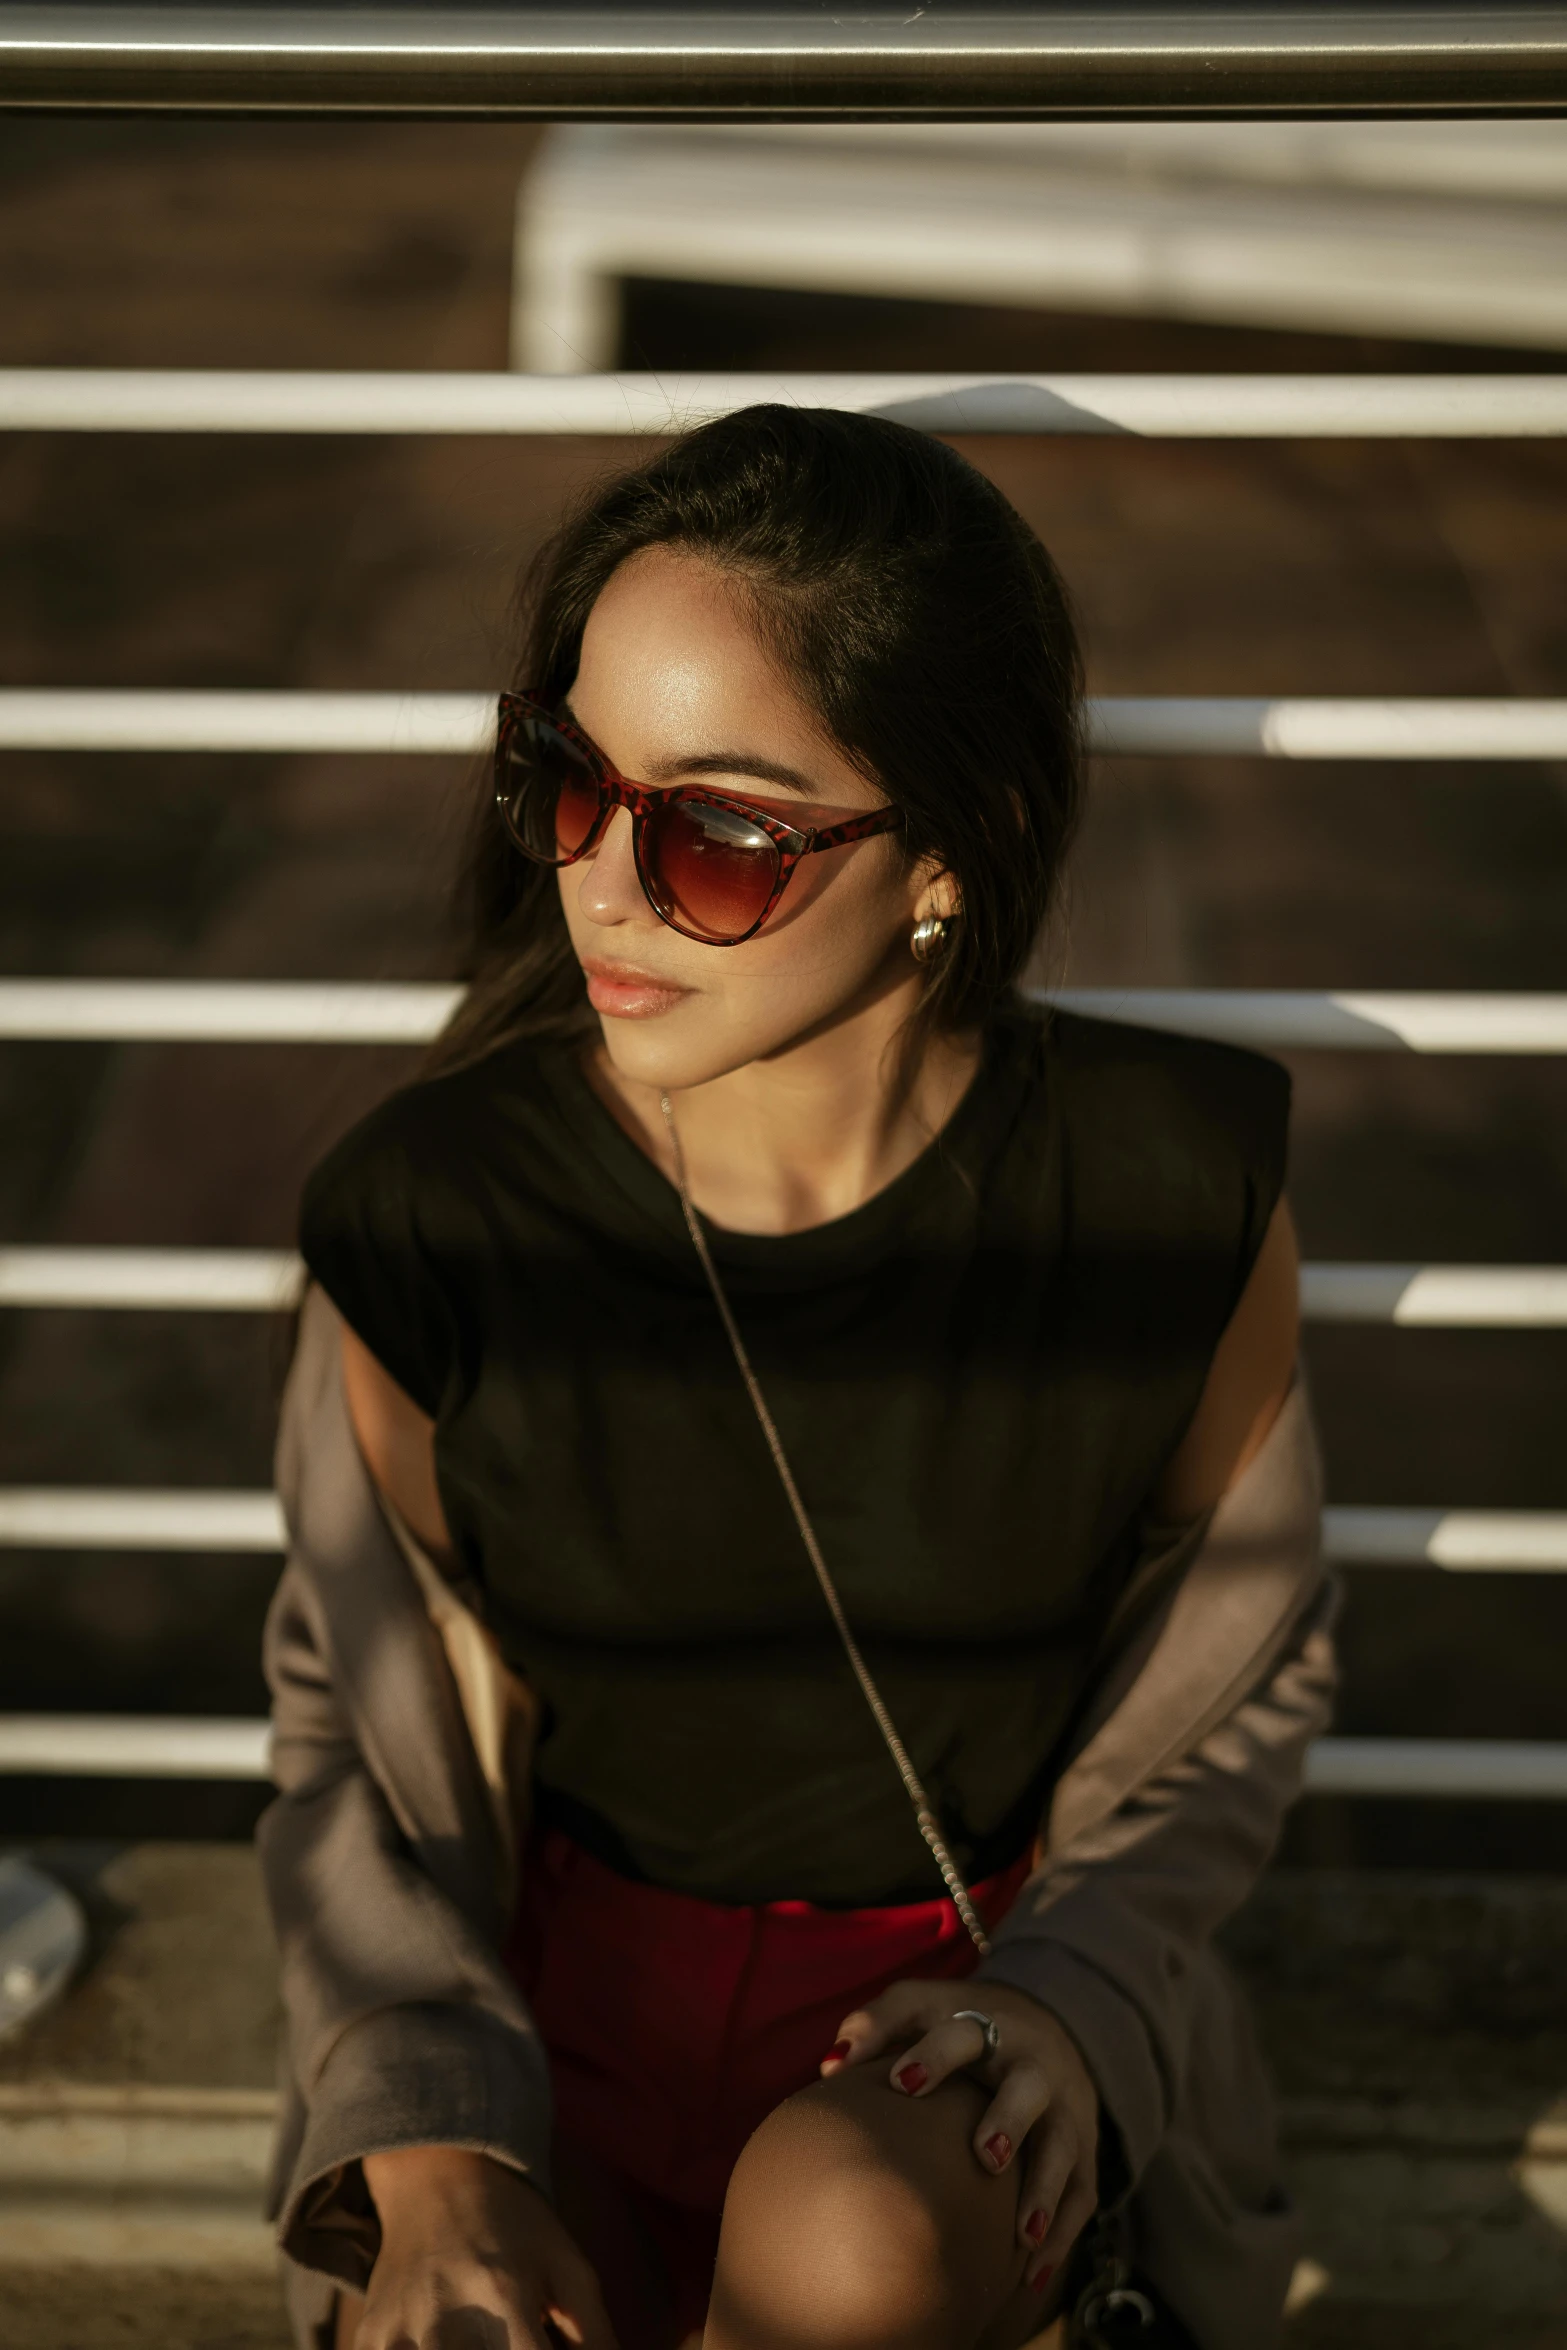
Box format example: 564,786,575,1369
0,2082,275,2266
4,2264,292,2350
4,2268,1565,2350
1,2076,1560,2317
0,1845,1560,2341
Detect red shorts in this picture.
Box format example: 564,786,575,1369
507,1831,1029,2337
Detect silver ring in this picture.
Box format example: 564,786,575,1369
950,2007,1001,2058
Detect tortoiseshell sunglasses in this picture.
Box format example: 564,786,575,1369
495,691,900,946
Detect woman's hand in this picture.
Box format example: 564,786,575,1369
822,1981,1100,2290
352,2146,618,2350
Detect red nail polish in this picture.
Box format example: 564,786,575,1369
825,2040,851,2063
1031,2263,1056,2294
895,2063,928,2094
1025,2208,1051,2245
984,2131,1011,2169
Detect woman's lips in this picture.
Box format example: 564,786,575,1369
581,958,692,1019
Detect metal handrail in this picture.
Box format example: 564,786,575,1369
4,1489,1566,1571
6,1246,1567,1325
4,9,1565,122
5,371,1567,439
4,688,1567,760
3,981,1565,1052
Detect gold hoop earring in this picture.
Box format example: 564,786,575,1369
911,914,951,965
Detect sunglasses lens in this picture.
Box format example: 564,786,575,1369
648,797,781,943
499,715,601,862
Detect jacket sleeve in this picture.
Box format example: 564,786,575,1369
257,1293,554,2295
975,1383,1336,2199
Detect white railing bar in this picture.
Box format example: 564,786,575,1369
4,981,1565,1054
1093,700,1567,761
3,372,1567,441
3,689,1566,761
1321,1507,1567,1573
0,1715,1557,1796
0,1250,303,1312
6,1248,1567,1324
0,1489,287,1549
0,981,463,1043
1047,991,1567,1054
1300,1265,1567,1326
4,1489,1564,1571
0,1716,271,1780
1302,1740,1567,1801
0,691,492,755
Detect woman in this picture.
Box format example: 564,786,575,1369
262,407,1333,2350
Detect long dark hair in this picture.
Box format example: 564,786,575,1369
428,404,1083,1079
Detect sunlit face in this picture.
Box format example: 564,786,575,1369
559,546,944,1092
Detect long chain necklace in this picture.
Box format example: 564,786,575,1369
658,1091,990,1956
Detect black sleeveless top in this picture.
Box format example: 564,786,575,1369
299,1007,1288,1909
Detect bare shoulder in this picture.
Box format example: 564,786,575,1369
1152,1197,1301,1522
339,1319,454,1561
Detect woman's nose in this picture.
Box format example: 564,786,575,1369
573,806,647,929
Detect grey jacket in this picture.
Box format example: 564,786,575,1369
261,1287,1335,2350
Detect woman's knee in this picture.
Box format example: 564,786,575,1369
706,2067,1023,2350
